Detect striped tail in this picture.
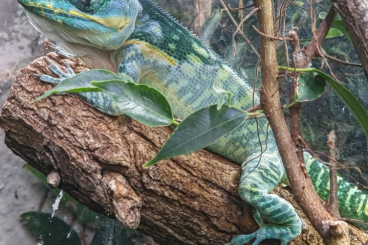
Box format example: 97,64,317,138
305,153,368,228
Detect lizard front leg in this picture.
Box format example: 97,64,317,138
37,58,76,83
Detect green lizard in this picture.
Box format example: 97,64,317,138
17,0,368,244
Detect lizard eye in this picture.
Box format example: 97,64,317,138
71,0,104,12
81,0,100,6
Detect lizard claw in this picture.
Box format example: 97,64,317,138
36,58,76,84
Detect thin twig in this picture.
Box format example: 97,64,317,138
291,2,310,12
326,130,340,218
219,0,260,57
300,137,329,165
323,53,363,67
246,115,267,120
301,137,368,191
341,217,368,228
289,30,304,165
232,8,259,56
253,58,261,107
312,150,362,171
252,25,293,41
247,103,262,112
228,4,255,11
306,3,339,81
240,57,268,182
274,0,294,36
237,0,243,30
280,11,290,84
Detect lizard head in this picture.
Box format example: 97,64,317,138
18,0,142,51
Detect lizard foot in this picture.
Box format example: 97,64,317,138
225,210,296,245
226,224,295,245
35,58,75,83
226,208,301,245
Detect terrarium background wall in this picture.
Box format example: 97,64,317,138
0,1,47,245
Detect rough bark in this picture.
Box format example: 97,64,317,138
331,0,368,76
0,53,367,244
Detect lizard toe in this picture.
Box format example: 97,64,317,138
38,58,76,84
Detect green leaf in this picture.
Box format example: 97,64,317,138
291,11,302,25
224,42,248,70
325,27,344,39
331,19,352,43
144,105,247,166
24,164,48,187
199,8,222,42
318,12,352,43
295,1,304,5
316,73,368,148
91,218,128,245
296,73,327,102
213,85,232,110
319,12,327,20
33,69,121,102
91,80,173,127
279,66,368,151
324,46,350,62
21,212,82,245
24,164,105,225
240,65,262,89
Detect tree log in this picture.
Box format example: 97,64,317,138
331,0,368,76
0,53,367,244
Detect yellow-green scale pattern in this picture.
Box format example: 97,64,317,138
306,153,368,227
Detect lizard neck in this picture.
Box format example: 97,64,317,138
57,42,121,73
72,44,123,73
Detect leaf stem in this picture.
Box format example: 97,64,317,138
278,66,314,72
227,93,232,107
283,100,297,109
172,121,180,126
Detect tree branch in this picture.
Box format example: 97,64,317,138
326,130,340,218
254,1,351,244
219,0,260,57
0,54,367,244
305,5,337,60
323,53,362,67
331,0,368,77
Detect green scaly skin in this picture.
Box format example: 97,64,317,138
18,0,368,244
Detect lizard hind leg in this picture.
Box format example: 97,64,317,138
228,153,302,245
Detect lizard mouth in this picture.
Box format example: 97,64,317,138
19,2,129,31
